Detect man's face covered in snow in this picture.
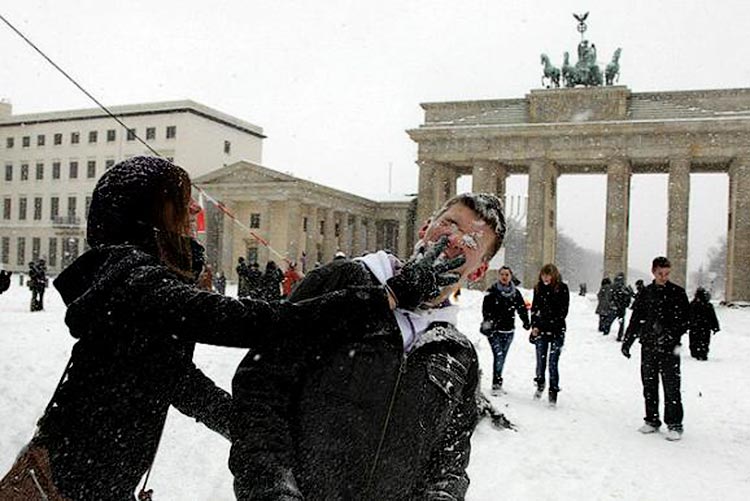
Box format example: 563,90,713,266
419,203,496,282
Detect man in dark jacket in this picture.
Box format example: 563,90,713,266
622,256,690,441
236,257,250,297
230,193,506,500
610,272,634,341
0,270,10,295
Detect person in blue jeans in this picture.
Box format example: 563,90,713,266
481,266,530,395
529,263,570,406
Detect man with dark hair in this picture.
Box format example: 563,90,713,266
230,192,506,500
622,256,690,441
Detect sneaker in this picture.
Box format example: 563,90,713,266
665,429,683,441
638,423,659,434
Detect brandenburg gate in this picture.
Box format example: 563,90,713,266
408,86,750,302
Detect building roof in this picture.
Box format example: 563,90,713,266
0,99,266,138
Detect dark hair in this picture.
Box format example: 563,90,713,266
87,156,193,276
652,256,671,269
536,263,562,292
499,265,513,274
432,192,506,260
601,277,611,286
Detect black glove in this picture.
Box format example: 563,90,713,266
523,322,531,331
386,236,465,310
621,344,631,359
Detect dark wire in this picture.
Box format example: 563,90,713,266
0,12,162,158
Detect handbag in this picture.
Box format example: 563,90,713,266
0,443,69,501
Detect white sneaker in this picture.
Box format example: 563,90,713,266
638,423,659,434
665,429,683,441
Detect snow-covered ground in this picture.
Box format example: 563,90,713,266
1,281,749,500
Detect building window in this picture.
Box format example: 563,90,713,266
32,237,41,261
33,197,42,220
36,163,44,180
303,217,308,232
105,159,115,170
85,196,92,217
54,133,63,145
250,213,261,228
37,134,45,146
146,127,156,140
6,137,14,148
335,222,341,237
87,160,96,178
19,197,27,220
107,129,116,142
20,164,29,181
16,238,25,266
2,198,10,220
69,161,78,179
4,164,11,181
88,131,98,143
166,126,176,139
71,132,80,144
22,136,30,147
127,128,136,141
48,238,58,267
52,161,61,179
319,221,325,235
1,237,9,264
50,197,59,220
224,140,231,154
68,197,77,218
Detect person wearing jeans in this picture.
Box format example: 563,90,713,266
529,263,570,406
481,266,530,395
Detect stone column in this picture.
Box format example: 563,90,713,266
472,160,508,202
433,163,451,209
416,160,437,234
339,212,352,257
220,200,236,280
352,214,364,256
667,157,691,287
366,218,377,253
603,158,631,279
303,205,317,261
524,159,558,287
286,201,302,263
398,216,409,260
447,170,458,199
726,157,750,303
323,207,337,262
256,200,271,266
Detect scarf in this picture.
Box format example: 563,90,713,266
355,251,459,352
494,280,516,299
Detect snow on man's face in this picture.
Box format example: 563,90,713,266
420,203,496,281
652,266,671,286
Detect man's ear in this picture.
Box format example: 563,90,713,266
468,262,489,282
417,219,430,239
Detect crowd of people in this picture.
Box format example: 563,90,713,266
0,154,727,499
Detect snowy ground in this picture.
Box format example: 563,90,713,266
2,281,750,500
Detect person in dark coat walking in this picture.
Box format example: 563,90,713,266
230,192,506,501
0,269,11,295
622,256,690,441
632,279,645,306
0,156,417,501
246,262,262,297
236,257,250,297
596,277,613,334
688,287,720,360
481,265,530,394
28,258,48,311
529,263,570,405
260,260,283,301
214,270,227,295
611,272,634,341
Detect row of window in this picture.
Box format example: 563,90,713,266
1,235,81,267
3,126,177,149
2,195,91,222
4,159,117,182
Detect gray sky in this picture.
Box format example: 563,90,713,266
2,0,747,274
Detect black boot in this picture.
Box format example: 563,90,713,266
491,375,504,396
548,388,559,407
533,378,545,399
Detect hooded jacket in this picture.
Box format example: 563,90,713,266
230,259,479,501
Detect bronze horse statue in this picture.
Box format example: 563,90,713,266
605,48,622,85
540,53,560,88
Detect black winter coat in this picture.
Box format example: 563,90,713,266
37,245,390,500
531,282,570,336
481,284,530,334
230,259,479,501
689,300,720,333
622,281,690,352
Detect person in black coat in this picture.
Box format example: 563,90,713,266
230,192,506,500
622,256,690,441
0,156,427,501
260,260,283,301
529,263,570,405
596,277,613,334
236,257,250,297
28,258,48,311
0,270,11,295
688,287,720,360
481,265,530,394
610,272,634,341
